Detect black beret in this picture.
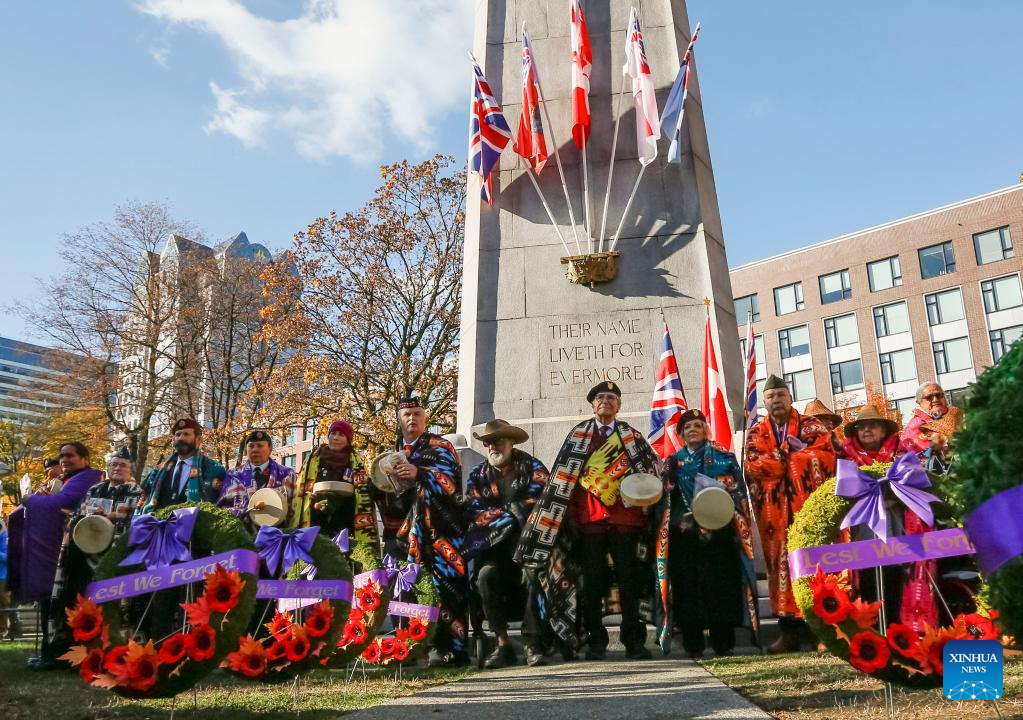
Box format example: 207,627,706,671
111,447,133,461
397,396,424,411
244,430,273,447
676,408,707,429
587,381,622,403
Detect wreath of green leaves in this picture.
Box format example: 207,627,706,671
225,530,353,683
952,338,1023,643
92,503,258,698
324,533,396,666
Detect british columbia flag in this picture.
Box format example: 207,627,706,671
470,56,512,205
648,322,688,459
743,315,758,432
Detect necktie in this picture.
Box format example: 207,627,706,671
598,425,612,445
253,467,265,489
175,461,189,497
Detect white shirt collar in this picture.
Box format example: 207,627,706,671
254,461,270,472
595,419,617,432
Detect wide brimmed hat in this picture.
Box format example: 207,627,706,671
921,406,963,438
804,399,841,427
844,405,899,438
472,419,529,445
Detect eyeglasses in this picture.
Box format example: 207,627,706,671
922,393,945,402
593,393,619,402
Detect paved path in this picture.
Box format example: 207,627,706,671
344,653,770,720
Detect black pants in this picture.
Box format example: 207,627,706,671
579,525,645,652
669,526,742,655
476,541,541,650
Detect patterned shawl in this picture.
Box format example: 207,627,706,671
463,449,547,560
140,453,226,514
840,433,901,465
656,442,760,653
514,418,660,648
218,459,297,527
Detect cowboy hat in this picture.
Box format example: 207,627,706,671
472,419,529,445
804,399,841,428
844,405,899,438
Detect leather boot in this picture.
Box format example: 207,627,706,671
766,628,801,654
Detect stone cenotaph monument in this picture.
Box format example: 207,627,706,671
458,0,742,464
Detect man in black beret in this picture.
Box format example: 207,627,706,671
139,417,226,513
516,379,661,660
219,430,297,529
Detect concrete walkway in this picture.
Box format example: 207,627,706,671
344,653,770,720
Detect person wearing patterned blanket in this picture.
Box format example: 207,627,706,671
391,396,470,667
515,381,661,661
464,419,548,669
218,430,297,529
744,375,836,653
657,409,759,659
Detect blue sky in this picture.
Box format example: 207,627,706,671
3,1,1022,344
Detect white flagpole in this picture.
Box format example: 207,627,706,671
598,71,628,252
582,136,592,253
609,163,647,252
535,79,582,256
525,167,572,256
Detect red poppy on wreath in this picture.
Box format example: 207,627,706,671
362,642,381,663
185,624,217,662
380,637,399,656
408,619,427,642
811,572,852,625
65,595,104,642
848,631,890,674
203,565,244,614
158,632,189,665
348,607,365,624
357,584,381,611
395,627,410,644
305,601,334,638
103,646,130,677
918,620,970,676
958,611,1001,641
286,626,311,662
343,621,368,646
267,640,288,662
847,597,882,630
225,636,268,678
392,643,410,662
266,611,293,641
79,648,105,683
125,640,163,693
886,624,921,659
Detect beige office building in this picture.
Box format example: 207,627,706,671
729,183,1023,419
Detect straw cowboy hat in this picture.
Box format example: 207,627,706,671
472,419,529,445
921,406,964,438
804,399,841,428
844,405,900,438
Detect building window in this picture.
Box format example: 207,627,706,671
774,282,804,316
947,387,971,407
981,275,1023,314
302,418,317,442
990,325,1023,362
892,396,916,421
879,349,917,384
873,301,911,337
933,337,972,374
824,313,858,349
282,454,297,470
830,359,864,394
783,369,815,401
974,226,1014,265
867,256,902,292
819,269,852,304
734,294,760,323
925,288,965,326
918,241,956,279
779,325,811,359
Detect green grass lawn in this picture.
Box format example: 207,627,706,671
0,642,470,719
703,652,1023,720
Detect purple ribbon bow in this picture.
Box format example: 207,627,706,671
119,506,199,569
834,453,941,541
304,529,349,580
255,525,318,576
383,553,421,594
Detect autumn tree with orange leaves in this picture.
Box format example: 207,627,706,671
253,155,465,452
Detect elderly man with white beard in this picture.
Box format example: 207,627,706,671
463,420,548,668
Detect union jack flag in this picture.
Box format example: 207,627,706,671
743,316,758,432
469,56,512,205
648,322,688,459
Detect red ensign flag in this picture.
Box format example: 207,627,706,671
701,316,733,450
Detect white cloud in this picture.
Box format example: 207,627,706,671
205,82,270,147
138,0,474,161
148,42,170,67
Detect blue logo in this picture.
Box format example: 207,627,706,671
943,640,1003,700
